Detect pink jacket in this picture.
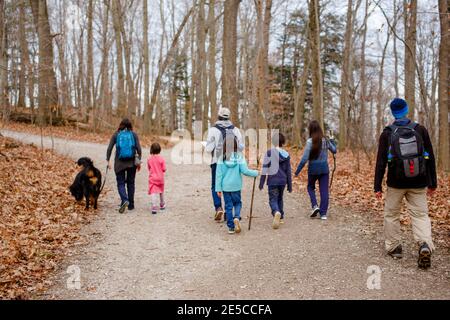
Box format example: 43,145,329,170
147,155,166,194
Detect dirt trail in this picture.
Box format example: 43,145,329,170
3,130,450,300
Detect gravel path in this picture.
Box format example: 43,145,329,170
3,130,450,300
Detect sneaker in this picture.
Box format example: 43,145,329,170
119,201,129,214
214,208,224,221
418,243,432,270
234,218,241,234
320,215,328,221
273,212,282,230
310,206,320,218
152,211,158,215
388,245,403,260
128,204,135,211
228,228,235,235
160,203,166,211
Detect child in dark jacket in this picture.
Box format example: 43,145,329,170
259,133,293,229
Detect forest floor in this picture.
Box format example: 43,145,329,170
1,127,449,300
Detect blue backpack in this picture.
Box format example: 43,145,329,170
116,129,136,160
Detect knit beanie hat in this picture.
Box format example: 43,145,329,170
390,98,409,119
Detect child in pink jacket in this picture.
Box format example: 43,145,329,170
147,143,166,214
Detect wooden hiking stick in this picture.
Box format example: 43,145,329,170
248,155,261,231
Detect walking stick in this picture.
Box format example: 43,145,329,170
248,155,261,231
327,130,337,191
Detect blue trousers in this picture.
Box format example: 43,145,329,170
223,191,242,229
211,164,223,210
116,167,137,207
268,185,285,218
307,173,329,216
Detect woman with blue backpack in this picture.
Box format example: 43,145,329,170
107,118,142,213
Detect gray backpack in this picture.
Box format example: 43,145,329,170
387,122,426,179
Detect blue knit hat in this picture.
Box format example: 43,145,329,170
390,98,409,119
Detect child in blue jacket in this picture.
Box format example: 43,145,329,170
216,138,259,234
259,133,293,229
295,121,337,220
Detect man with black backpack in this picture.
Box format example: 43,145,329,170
205,108,244,222
374,98,437,269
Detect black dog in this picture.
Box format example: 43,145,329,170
69,157,102,210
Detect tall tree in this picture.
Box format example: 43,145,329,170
254,0,272,129
308,0,324,128
438,0,449,171
207,0,217,122
111,0,126,117
339,0,354,148
0,0,8,118
143,0,150,128
222,0,240,124
404,0,417,120
30,0,59,124
86,0,95,125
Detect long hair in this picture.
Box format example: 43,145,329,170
222,136,238,161
118,118,133,131
308,121,324,161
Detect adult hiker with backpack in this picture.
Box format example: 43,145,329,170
374,98,437,269
204,107,244,222
107,118,143,214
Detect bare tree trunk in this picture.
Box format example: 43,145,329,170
376,28,390,137
404,0,417,120
86,0,95,127
143,0,150,130
393,0,400,97
438,0,449,171
100,0,111,119
207,0,218,122
293,41,311,147
222,0,240,124
111,0,126,117
30,0,59,124
17,1,29,109
194,0,206,126
254,0,272,130
309,0,324,128
143,7,193,134
0,0,9,119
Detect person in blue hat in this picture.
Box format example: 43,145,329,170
374,98,437,269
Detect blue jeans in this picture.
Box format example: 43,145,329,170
223,191,242,229
307,173,329,216
116,167,137,207
211,164,223,210
268,185,285,218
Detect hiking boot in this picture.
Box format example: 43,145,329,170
214,208,224,222
234,218,241,234
228,228,235,235
418,243,432,270
388,245,403,260
273,212,282,230
280,219,285,225
128,204,135,211
119,201,129,214
310,206,320,218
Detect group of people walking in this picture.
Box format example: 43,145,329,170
105,97,438,270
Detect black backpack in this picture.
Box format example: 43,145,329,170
214,124,237,159
387,122,426,180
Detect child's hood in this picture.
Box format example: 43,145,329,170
223,152,243,168
275,148,290,163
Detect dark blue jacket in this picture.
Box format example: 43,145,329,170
259,148,293,192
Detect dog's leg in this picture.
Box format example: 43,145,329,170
84,190,90,210
94,196,98,210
